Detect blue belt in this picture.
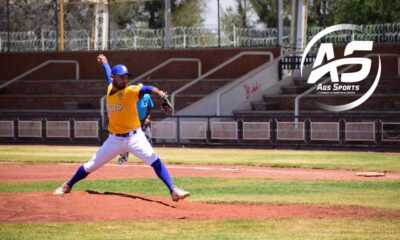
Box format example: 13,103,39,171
114,130,137,137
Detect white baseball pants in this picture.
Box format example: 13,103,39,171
83,128,159,173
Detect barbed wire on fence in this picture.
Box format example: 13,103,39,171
0,22,399,52
109,28,163,49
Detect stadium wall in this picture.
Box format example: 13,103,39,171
0,48,280,81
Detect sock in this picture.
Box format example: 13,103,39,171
66,165,89,188
151,159,175,193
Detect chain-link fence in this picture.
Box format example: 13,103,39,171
0,1,399,52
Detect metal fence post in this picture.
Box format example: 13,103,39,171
233,25,236,47
13,118,17,141
304,118,310,144
183,31,186,48
271,117,277,147
176,116,180,144
217,0,220,47
207,116,211,143
6,0,10,52
134,36,137,49
41,118,46,143
107,0,111,50
375,118,382,146
164,0,171,48
41,28,45,51
339,118,345,146
55,0,59,51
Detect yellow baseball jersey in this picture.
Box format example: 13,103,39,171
106,84,141,133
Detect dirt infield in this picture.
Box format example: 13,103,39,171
1,162,399,182
1,163,399,223
1,191,399,223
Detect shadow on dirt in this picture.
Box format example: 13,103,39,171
86,190,176,208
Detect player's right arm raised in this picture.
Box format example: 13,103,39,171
97,54,112,84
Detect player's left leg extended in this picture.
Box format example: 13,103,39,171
127,128,190,201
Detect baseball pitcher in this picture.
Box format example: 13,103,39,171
54,54,189,202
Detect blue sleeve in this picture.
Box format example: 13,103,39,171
139,85,155,98
102,63,112,84
148,95,154,108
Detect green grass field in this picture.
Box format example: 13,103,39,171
1,219,399,240
1,145,399,171
0,145,399,239
0,178,399,209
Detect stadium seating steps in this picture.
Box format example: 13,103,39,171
235,48,400,118
0,46,398,119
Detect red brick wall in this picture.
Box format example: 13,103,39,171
334,44,400,77
0,48,280,81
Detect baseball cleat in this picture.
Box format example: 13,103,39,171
171,187,190,202
117,158,126,165
117,153,129,165
53,182,71,195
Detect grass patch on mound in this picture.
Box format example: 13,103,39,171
1,219,399,240
1,178,399,210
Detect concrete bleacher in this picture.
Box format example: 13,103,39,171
0,78,233,113
0,48,278,119
235,44,400,118
131,78,234,111
1,45,399,148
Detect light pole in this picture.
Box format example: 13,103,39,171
55,0,59,51
6,0,10,52
59,0,64,51
277,0,283,47
164,0,171,48
217,0,220,47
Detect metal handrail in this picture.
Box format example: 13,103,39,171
127,58,202,86
0,60,80,90
171,51,274,111
294,53,400,119
216,51,307,116
100,58,202,128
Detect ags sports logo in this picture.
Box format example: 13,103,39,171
300,24,381,112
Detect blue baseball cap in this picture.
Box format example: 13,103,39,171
111,64,132,76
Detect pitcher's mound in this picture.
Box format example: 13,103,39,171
1,191,399,223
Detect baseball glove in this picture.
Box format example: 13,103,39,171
159,92,174,115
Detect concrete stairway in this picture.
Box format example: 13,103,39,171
234,75,400,117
